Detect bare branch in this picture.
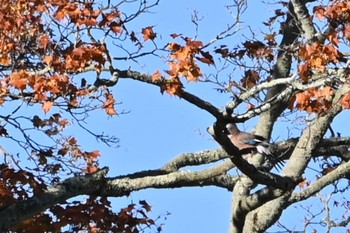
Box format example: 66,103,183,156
110,68,224,118
288,160,350,204
162,149,228,171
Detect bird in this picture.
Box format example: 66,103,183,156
225,123,284,170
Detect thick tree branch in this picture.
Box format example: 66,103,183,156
243,81,350,232
106,159,234,195
290,0,318,41
255,0,301,139
275,137,350,160
245,187,285,212
0,160,234,230
162,149,228,171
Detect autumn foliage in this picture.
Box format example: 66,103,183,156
0,0,155,231
1,0,350,232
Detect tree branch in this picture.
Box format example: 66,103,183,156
243,81,350,232
207,123,297,190
0,160,235,230
109,68,224,118
106,159,234,195
288,160,350,204
290,0,318,41
161,149,228,171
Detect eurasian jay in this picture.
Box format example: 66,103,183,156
226,123,283,170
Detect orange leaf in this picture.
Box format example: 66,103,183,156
327,29,339,46
83,165,99,174
345,25,350,40
10,71,28,91
196,51,215,65
54,9,65,21
0,56,11,66
168,42,181,52
288,95,296,110
142,26,156,41
43,55,53,65
186,66,202,82
103,93,117,116
68,137,78,145
39,34,50,49
84,150,101,159
298,63,311,81
315,86,333,99
313,6,326,20
110,22,122,34
340,92,350,109
295,92,311,108
264,33,277,46
171,46,191,60
151,70,162,82
42,101,53,113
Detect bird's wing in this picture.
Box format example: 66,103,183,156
240,135,266,146
236,132,261,145
230,131,284,170
256,145,284,171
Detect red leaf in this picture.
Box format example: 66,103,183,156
241,70,260,88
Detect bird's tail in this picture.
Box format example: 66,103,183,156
256,145,284,171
